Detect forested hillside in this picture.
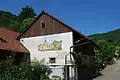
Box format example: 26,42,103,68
0,5,36,33
89,29,120,43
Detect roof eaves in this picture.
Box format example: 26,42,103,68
0,48,29,54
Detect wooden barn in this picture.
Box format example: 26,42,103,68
18,11,97,80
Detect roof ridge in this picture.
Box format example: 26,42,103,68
17,10,89,39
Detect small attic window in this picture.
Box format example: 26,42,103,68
41,23,45,28
49,57,56,63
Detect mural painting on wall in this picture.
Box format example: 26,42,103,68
38,39,62,51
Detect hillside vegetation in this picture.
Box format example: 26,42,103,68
89,29,120,43
0,5,36,33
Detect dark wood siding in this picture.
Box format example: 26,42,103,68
21,14,72,38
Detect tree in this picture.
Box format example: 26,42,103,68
0,10,18,25
18,6,36,22
8,21,21,32
94,39,116,69
0,10,19,28
0,6,36,33
0,10,22,32
19,18,35,33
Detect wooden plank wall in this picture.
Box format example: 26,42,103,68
21,14,72,38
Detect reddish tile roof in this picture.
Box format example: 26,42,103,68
0,27,20,41
0,27,29,53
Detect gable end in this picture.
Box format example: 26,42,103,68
18,11,89,40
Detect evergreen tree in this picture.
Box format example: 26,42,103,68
18,5,36,22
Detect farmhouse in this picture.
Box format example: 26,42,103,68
18,11,97,80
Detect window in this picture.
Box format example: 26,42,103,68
49,57,56,63
41,23,45,28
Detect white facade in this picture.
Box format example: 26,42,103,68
20,32,73,65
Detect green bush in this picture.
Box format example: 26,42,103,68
0,56,52,80
93,39,116,71
52,75,62,80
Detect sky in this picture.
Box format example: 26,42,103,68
0,0,120,35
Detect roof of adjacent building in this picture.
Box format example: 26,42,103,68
0,27,29,53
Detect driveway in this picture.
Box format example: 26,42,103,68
93,60,120,80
